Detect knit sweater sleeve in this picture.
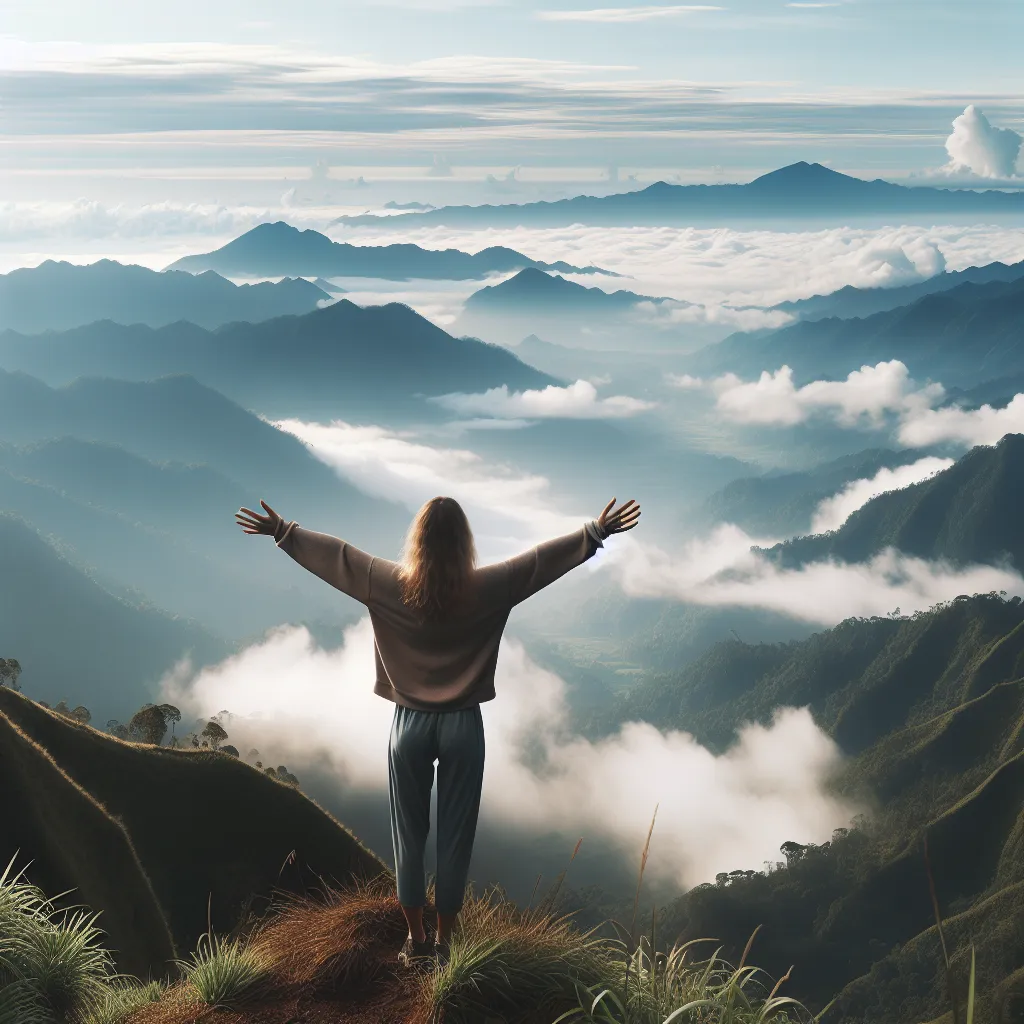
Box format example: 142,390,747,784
505,521,606,607
274,520,374,604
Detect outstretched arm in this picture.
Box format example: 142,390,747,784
235,501,374,604
506,498,640,606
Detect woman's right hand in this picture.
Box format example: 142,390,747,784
597,498,641,535
235,500,283,537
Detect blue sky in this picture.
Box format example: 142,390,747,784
0,0,1022,200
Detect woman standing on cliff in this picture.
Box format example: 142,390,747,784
235,495,641,967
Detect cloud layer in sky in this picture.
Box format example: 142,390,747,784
539,5,724,21
162,617,860,891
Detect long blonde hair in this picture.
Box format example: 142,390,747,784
398,496,477,617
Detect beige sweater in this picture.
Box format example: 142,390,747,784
274,519,605,710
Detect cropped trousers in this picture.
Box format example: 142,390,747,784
388,703,485,916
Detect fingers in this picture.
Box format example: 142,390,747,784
238,507,267,522
599,497,616,521
260,499,281,519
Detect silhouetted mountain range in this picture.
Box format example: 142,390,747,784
167,221,610,279
0,260,330,333
764,433,1024,569
776,256,1024,322
0,370,410,555
332,162,1024,230
688,274,1024,387
0,300,558,419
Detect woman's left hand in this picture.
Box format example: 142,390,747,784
235,500,283,537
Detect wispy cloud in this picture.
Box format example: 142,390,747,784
785,3,841,7
609,532,1024,624
539,5,724,21
810,457,954,533
432,380,656,420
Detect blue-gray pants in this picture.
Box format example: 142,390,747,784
388,703,485,915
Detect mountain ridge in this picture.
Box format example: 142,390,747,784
167,221,612,279
331,162,1024,230
0,259,330,333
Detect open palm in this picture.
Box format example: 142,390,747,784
597,498,641,535
235,500,283,537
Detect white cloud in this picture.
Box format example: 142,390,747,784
632,298,793,332
810,457,955,533
431,380,656,419
666,372,705,389
943,105,1022,180
898,395,1024,449
162,616,859,891
710,361,943,428
539,5,724,21
609,534,1024,624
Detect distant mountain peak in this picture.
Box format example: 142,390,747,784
750,162,863,188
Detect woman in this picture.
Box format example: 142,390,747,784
234,495,641,967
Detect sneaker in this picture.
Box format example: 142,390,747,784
434,939,451,969
398,933,434,967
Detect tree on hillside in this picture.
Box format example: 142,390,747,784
200,720,228,750
265,764,300,787
158,704,181,739
106,719,131,740
69,705,92,725
128,705,169,745
0,658,22,691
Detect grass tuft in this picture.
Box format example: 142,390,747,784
81,979,165,1024
553,933,814,1024
176,932,273,1008
428,885,615,1024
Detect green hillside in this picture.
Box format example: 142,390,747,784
0,709,176,977
593,593,1024,1022
0,513,228,721
0,687,385,973
766,434,1024,569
